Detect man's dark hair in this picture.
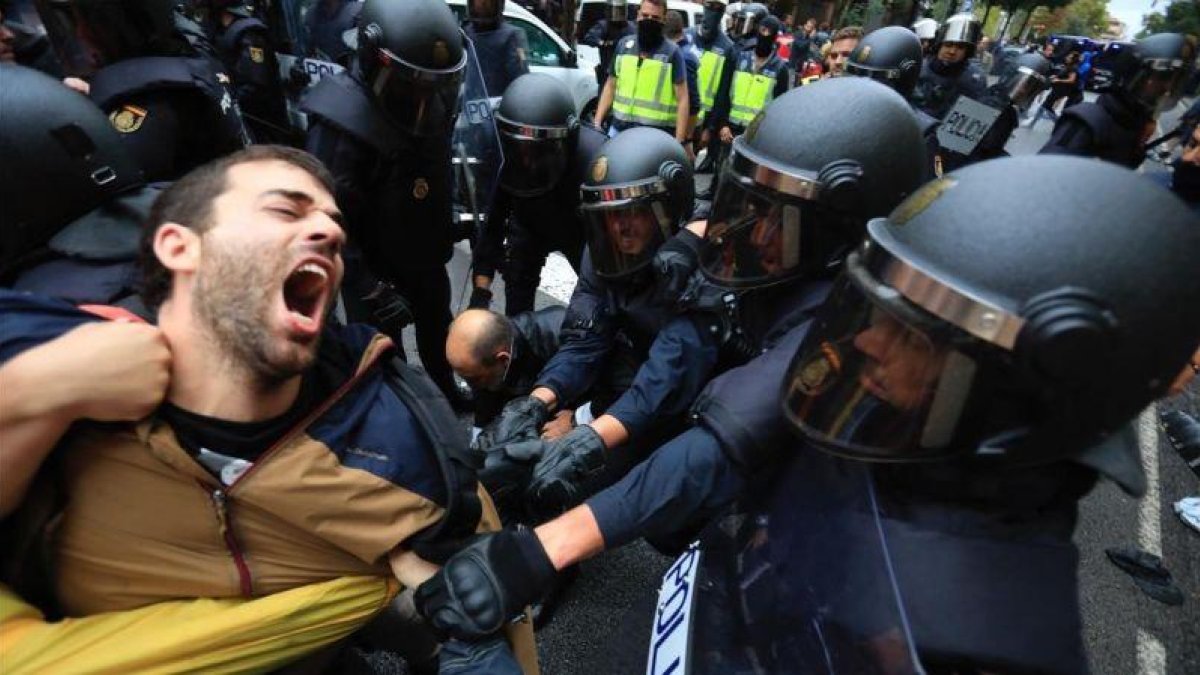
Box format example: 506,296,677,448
472,311,515,367
664,10,684,39
138,145,336,311
831,26,863,43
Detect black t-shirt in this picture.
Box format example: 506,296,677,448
160,374,329,484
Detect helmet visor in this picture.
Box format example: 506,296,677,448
700,174,810,287
782,250,981,461
607,0,628,22
580,186,673,278
1001,66,1048,109
370,46,466,137
844,61,902,85
498,132,570,196
1127,59,1188,114
730,13,757,38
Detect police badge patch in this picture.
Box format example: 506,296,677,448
591,156,608,182
249,46,265,63
109,104,147,133
413,178,430,200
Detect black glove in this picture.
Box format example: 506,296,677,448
474,396,550,451
468,286,493,310
362,282,414,342
478,438,545,501
414,526,556,640
526,424,606,517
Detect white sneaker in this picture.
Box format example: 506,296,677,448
1175,497,1200,535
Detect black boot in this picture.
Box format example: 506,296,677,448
1160,409,1200,478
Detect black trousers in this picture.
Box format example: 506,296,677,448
503,215,583,316
387,266,456,401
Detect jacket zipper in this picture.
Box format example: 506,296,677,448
208,485,254,597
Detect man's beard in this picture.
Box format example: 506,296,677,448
193,236,321,384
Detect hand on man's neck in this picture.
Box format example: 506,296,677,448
157,298,304,422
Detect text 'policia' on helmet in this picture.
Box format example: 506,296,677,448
701,78,927,289
495,73,579,197
729,2,766,39
35,0,190,77
1000,52,1051,110
0,63,143,276
579,127,693,279
782,156,1200,465
357,0,466,137
845,26,924,99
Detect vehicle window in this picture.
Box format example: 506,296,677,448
511,17,562,67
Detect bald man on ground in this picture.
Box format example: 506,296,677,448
446,307,572,434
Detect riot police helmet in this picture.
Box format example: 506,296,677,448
782,156,1200,465
845,26,924,99
468,0,504,26
998,52,1051,110
606,0,628,23
1124,33,1195,115
357,0,467,136
701,78,926,289
34,0,192,77
495,73,579,197
579,127,694,279
911,17,938,43
933,13,980,57
730,2,767,40
0,63,143,276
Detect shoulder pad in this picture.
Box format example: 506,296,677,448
88,56,220,110
300,72,400,153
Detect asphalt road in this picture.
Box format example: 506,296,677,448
396,92,1199,674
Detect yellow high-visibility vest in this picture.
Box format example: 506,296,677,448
729,52,787,127
696,48,728,122
612,37,680,129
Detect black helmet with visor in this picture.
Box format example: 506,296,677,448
1123,32,1195,115
701,78,927,289
998,52,1051,110
579,127,693,280
357,0,466,137
782,156,1200,466
730,2,766,40
606,0,627,23
495,73,579,197
845,26,924,99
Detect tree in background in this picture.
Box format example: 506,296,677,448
1140,0,1200,38
1029,0,1110,38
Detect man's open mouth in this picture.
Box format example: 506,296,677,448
282,260,331,332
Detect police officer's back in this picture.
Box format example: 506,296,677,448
0,63,152,313
1041,33,1195,169
200,0,290,143
463,0,530,97
471,74,607,315
33,0,249,182
301,0,467,403
911,13,987,120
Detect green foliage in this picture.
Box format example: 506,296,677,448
1140,0,1200,39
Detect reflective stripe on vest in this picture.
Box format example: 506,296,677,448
697,49,727,116
729,54,783,126
612,39,679,127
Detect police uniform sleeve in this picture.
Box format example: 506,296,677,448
582,21,604,48
473,189,513,280
0,290,101,365
533,251,617,406
304,120,374,241
670,48,687,85
684,53,701,116
506,27,530,85
708,48,738,129
602,314,720,439
1039,116,1098,157
585,426,744,549
232,30,276,98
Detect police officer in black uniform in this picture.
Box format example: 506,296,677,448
727,2,767,53
581,0,632,89
845,25,943,178
0,63,150,311
197,0,290,143
301,0,467,404
469,73,608,314
911,13,986,120
934,50,1052,172
773,156,1200,672
34,0,249,182
463,0,529,97
1041,32,1195,169
473,127,709,516
409,79,936,640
